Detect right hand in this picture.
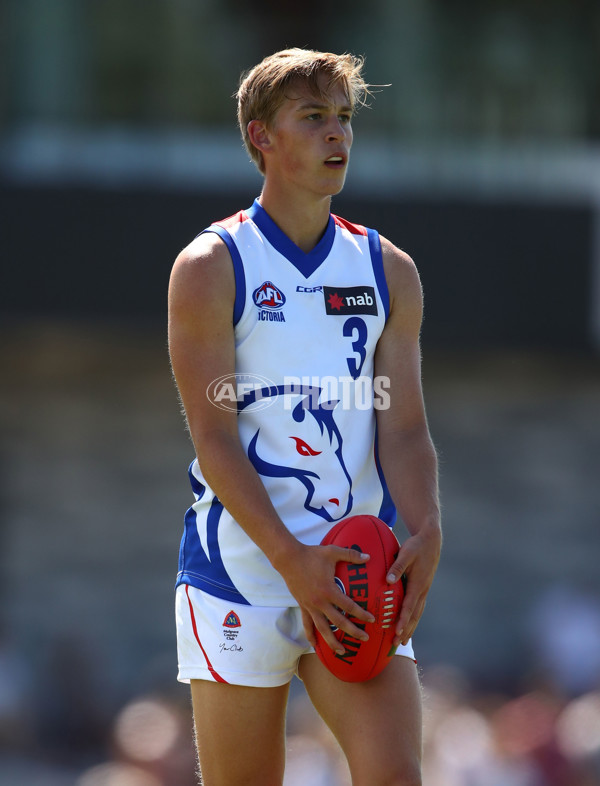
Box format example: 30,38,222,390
277,542,375,654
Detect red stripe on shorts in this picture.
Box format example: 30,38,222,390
185,584,228,684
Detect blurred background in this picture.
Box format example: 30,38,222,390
1,1,600,784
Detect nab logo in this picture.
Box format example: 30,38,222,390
253,281,286,310
223,611,241,628
323,285,378,316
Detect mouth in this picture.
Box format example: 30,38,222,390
324,154,347,168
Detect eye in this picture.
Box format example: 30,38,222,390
306,113,321,121
289,436,321,456
339,113,352,124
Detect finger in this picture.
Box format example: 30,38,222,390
334,591,375,625
301,608,316,648
331,546,370,564
328,547,375,624
394,594,426,647
393,583,418,641
401,598,427,645
327,605,370,643
313,614,346,655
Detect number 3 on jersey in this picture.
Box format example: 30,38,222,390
343,317,368,379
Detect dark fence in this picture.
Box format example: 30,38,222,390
1,184,593,349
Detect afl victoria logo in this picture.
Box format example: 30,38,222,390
253,281,286,310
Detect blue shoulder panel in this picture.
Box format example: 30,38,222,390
367,228,390,320
202,226,246,326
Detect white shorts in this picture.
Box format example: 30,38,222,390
176,584,415,688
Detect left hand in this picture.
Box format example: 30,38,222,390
386,525,441,647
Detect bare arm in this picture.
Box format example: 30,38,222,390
375,236,442,647
168,233,374,652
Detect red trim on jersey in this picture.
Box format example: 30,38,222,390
185,585,228,683
332,214,368,236
213,210,248,229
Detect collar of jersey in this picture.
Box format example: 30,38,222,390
246,199,336,279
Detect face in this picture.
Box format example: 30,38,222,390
259,78,354,198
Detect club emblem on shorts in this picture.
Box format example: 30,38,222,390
223,610,241,641
223,611,241,628
253,281,287,322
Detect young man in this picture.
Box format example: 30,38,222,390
169,48,441,786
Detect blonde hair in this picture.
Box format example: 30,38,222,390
236,48,371,174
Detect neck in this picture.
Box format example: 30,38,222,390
258,181,332,253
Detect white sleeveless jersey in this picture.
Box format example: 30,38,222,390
176,199,396,606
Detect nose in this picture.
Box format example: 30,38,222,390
325,117,346,142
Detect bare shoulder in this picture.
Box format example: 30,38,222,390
379,235,423,331
171,232,234,295
169,231,235,318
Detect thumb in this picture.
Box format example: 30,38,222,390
386,547,409,584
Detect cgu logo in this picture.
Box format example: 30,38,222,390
253,281,286,310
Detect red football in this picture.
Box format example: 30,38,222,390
314,514,404,682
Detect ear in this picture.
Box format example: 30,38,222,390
247,120,273,156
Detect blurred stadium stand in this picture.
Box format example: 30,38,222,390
1,1,600,783
2,0,600,348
